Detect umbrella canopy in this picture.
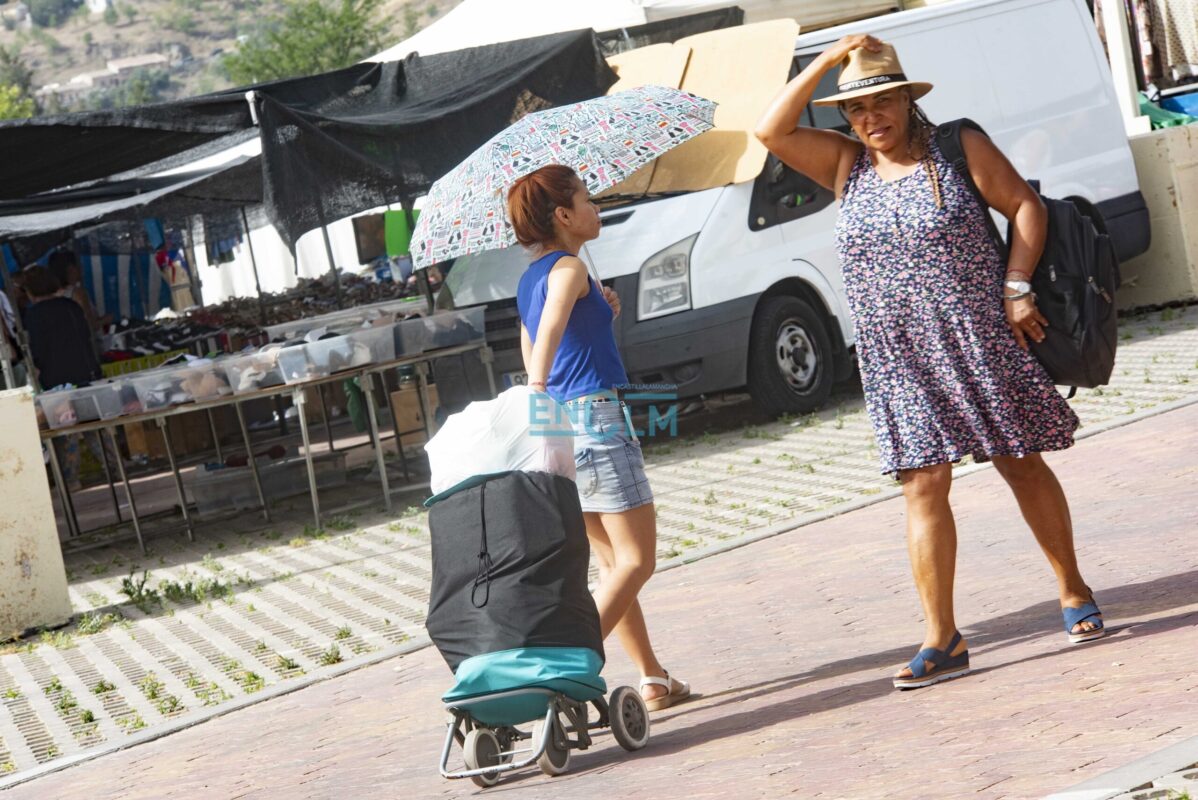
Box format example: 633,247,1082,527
410,84,716,268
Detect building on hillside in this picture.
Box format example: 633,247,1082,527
69,70,122,89
1,3,32,30
85,0,112,14
107,54,170,75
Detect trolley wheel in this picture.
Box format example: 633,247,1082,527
463,728,502,788
531,718,570,776
609,686,651,751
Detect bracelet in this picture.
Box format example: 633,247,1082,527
1006,270,1032,281
528,380,547,388
1004,291,1033,301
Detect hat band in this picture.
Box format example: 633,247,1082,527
837,72,909,93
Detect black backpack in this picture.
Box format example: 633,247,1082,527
936,118,1120,393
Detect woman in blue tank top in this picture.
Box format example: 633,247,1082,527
510,164,690,712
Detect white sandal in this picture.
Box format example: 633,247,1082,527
639,672,691,712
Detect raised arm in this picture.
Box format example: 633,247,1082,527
526,256,589,390
755,34,879,194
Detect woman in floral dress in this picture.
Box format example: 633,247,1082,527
755,35,1105,688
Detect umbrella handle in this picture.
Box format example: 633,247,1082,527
580,243,603,286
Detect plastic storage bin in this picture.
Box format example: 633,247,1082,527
37,391,93,430
129,366,193,411
305,334,357,375
173,361,233,402
275,343,321,383
347,324,396,366
393,315,431,356
223,349,286,395
77,382,128,420
423,307,486,351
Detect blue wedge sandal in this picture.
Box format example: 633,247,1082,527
1063,590,1105,644
892,631,971,690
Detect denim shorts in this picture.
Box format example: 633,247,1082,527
570,399,654,514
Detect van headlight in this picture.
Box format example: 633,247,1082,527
637,233,697,321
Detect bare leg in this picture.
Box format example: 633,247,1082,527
583,506,675,702
895,463,968,678
991,453,1100,634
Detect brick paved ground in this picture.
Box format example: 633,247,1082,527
9,398,1197,799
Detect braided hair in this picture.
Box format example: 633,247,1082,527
906,99,943,209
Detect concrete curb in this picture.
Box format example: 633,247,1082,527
1045,735,1198,800
6,394,1197,791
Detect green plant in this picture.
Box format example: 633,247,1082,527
54,690,77,712
288,537,308,548
40,628,75,649
277,655,300,671
44,676,63,695
325,515,355,531
159,575,231,604
76,611,121,636
79,708,96,724
117,712,146,732
239,671,265,693
91,679,115,695
156,694,183,714
138,673,163,701
3,687,19,700
702,490,717,506
319,645,343,666
201,553,224,573
120,571,161,613
334,625,352,641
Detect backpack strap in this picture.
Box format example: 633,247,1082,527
935,118,1008,259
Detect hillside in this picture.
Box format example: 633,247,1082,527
0,0,464,111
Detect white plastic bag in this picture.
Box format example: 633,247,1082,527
425,386,576,496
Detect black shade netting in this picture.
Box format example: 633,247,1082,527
426,471,603,674
257,29,617,248
596,7,745,56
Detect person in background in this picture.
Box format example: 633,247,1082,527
48,250,110,333
23,265,105,491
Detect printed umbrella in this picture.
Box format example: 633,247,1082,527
410,84,717,268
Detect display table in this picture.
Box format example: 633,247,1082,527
40,340,496,553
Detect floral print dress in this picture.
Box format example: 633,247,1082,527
834,138,1078,476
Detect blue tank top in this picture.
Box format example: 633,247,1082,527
516,250,628,404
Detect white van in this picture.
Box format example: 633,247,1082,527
438,0,1149,416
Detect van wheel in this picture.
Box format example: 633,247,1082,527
747,296,834,417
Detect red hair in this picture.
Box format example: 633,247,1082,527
507,164,581,248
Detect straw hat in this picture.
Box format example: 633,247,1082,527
812,43,933,107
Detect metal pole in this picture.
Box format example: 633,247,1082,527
480,344,497,398
319,223,343,311
206,409,224,463
1100,0,1149,133
96,431,123,523
106,427,146,555
46,437,80,539
241,206,267,327
414,360,437,441
318,384,335,453
180,217,204,308
293,387,321,530
235,401,270,522
361,372,392,512
157,416,195,541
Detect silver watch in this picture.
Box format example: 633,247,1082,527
1004,280,1033,294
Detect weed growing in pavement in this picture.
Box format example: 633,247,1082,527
117,713,146,732
335,626,352,641
90,564,108,577
301,525,329,541
84,591,108,607
239,672,265,693
139,673,163,701
1,761,14,774
701,431,718,446
288,537,308,548
156,695,184,715
183,673,200,690
200,553,224,573
262,530,282,541
45,744,59,758
40,629,75,649
401,506,424,519
3,687,19,700
54,690,77,713
1161,307,1176,322
319,645,343,666
92,679,115,695
44,677,63,694
703,490,718,506
79,708,96,724
158,575,231,605
742,426,781,441
277,655,300,671
120,571,161,613
76,611,122,636
325,516,356,531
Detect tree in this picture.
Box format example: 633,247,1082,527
27,0,77,28
0,84,36,120
103,5,119,25
121,3,138,25
0,45,35,98
223,0,386,85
